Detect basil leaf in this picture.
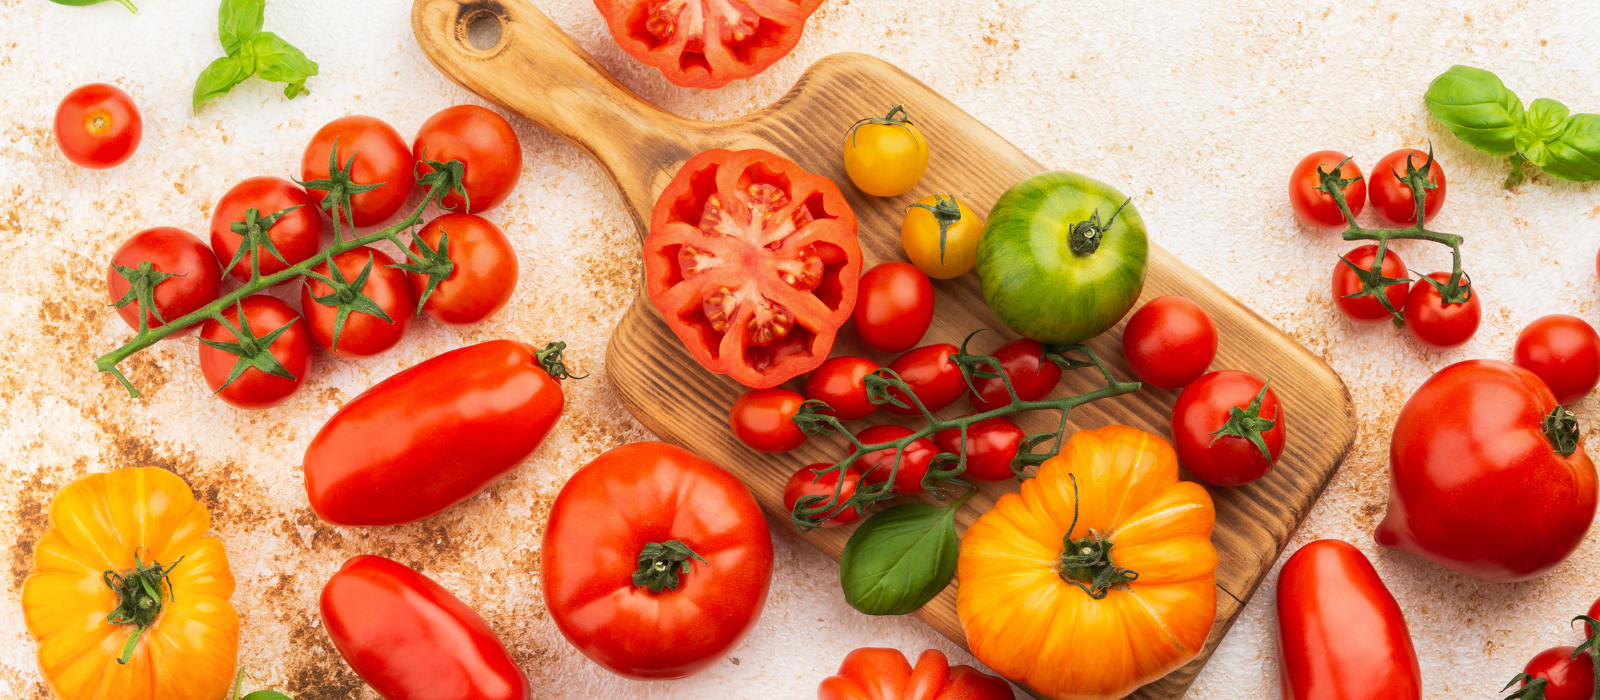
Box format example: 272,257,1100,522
50,0,137,12
1425,65,1524,156
1542,113,1600,182
1516,98,1572,167
241,692,293,700
193,56,255,113
219,0,265,56
839,496,965,616
249,32,319,99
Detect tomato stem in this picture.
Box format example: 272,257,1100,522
1065,197,1131,256
1056,473,1138,599
1573,614,1600,700
845,104,920,150
632,540,708,593
1544,406,1580,456
906,195,963,263
1207,377,1279,462
102,549,184,665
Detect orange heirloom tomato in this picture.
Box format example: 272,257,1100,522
22,468,239,700
956,425,1217,700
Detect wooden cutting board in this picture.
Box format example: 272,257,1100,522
412,1,1357,697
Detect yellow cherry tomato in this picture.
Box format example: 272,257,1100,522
843,105,929,197
902,194,983,279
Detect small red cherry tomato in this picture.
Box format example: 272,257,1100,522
1514,314,1600,405
969,338,1062,412
818,648,1014,700
198,295,313,410
54,83,141,169
300,246,416,359
854,262,934,353
1275,540,1422,700
413,105,523,213
1121,295,1218,389
1288,150,1365,229
933,416,1025,481
1403,272,1480,350
1171,370,1285,486
302,115,417,227
849,424,938,494
210,176,324,282
783,463,862,528
408,213,519,325
1332,245,1409,324
885,343,966,416
1512,646,1596,700
106,227,221,336
804,355,880,422
1369,148,1446,227
729,388,807,453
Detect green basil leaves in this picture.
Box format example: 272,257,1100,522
193,0,319,114
1426,65,1600,187
50,0,137,12
838,491,974,616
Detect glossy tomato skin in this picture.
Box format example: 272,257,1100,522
1369,148,1445,227
1121,295,1217,389
1403,272,1480,350
1377,360,1598,582
301,246,416,358
106,227,221,336
846,122,930,198
783,463,861,528
886,343,966,416
934,417,1024,481
414,106,521,213
969,338,1062,412
199,295,313,410
850,424,938,494
1275,540,1422,700
1518,647,1597,700
804,356,880,422
817,648,1014,700
595,0,823,89
303,340,565,526
54,83,141,169
902,195,981,279
302,115,417,227
1288,150,1365,228
542,442,773,679
854,262,934,353
728,388,807,453
1171,370,1284,486
210,176,324,282
1332,245,1409,323
409,213,519,325
1515,314,1600,405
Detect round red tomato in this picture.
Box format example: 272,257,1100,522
854,262,934,353
818,648,1014,700
54,83,141,169
413,105,522,213
1369,148,1445,227
1403,272,1480,350
595,0,824,89
1171,370,1284,486
1377,360,1597,582
1121,295,1217,389
198,295,313,410
804,355,880,422
729,387,807,453
850,424,938,494
407,213,519,325
542,442,773,679
1513,647,1596,700
643,149,861,388
886,343,966,416
1288,150,1364,229
783,463,861,528
1332,245,1409,324
1275,540,1422,700
210,176,324,283
1514,314,1600,405
302,115,417,227
933,417,1024,481
320,555,530,700
300,246,416,358
106,227,221,336
969,338,1062,412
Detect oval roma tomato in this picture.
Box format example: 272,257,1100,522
1288,150,1364,229
1511,646,1596,700
1369,148,1445,227
644,149,861,388
844,106,929,198
934,416,1025,481
1171,370,1285,486
969,338,1062,412
784,463,861,528
1121,295,1217,390
408,213,519,325
729,387,807,453
594,0,823,89
1515,314,1600,405
901,194,982,279
1275,540,1422,700
542,442,773,679
958,426,1216,700
106,226,221,336
210,176,324,282
199,295,314,410
818,648,1014,700
321,556,529,700
977,171,1148,344
1377,360,1598,583
804,355,880,422
304,339,568,526
1332,245,1409,324
54,83,141,169
414,105,522,213
302,115,417,227
23,468,238,700
1403,272,1480,350
850,424,938,495
300,246,416,358
854,262,935,354
886,343,966,416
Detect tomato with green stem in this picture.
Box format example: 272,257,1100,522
783,463,862,529
1370,148,1446,227
1121,295,1217,389
902,194,982,279
300,246,415,358
106,227,221,337
1289,150,1365,228
1171,370,1284,486
301,115,416,227
729,388,807,453
804,356,880,422
843,105,928,197
885,343,966,416
1514,315,1600,405
1503,647,1596,700
54,83,141,169
1404,271,1479,350
933,416,1024,481
969,338,1063,412
413,105,521,213
403,213,519,325
854,262,934,353
198,295,313,410
1333,245,1410,324
594,0,823,89
210,176,324,283
849,424,938,494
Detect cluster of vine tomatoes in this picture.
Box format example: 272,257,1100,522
1499,596,1600,700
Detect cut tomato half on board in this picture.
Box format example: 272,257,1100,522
645,149,860,389
594,0,825,89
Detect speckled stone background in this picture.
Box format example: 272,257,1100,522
3,0,1599,698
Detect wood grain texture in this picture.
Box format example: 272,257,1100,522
412,0,1357,697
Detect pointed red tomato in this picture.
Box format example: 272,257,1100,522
594,0,825,89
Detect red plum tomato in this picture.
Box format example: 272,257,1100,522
210,176,324,282
55,83,141,169
804,355,880,422
106,227,221,336
729,388,807,453
198,295,313,410
1121,295,1217,389
300,246,416,358
850,424,938,494
1332,245,1409,324
854,262,934,353
413,105,522,213
302,115,417,227
1514,314,1600,405
1369,148,1445,227
783,464,861,528
1172,370,1284,486
1275,540,1422,700
1288,150,1364,228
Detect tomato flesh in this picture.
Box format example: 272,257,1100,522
596,0,824,88
1514,314,1600,405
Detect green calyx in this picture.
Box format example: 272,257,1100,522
906,194,963,263
632,540,708,593
225,205,302,281
1208,378,1279,463
199,299,300,393
1544,406,1580,456
305,252,394,351
387,231,454,315
1336,246,1412,326
1057,474,1138,599
295,136,383,232
534,341,586,381
1500,673,1548,700
103,550,184,665
111,261,182,331
1066,197,1131,256
1573,614,1600,700
1413,268,1474,305
846,104,919,149
416,154,471,212
1314,156,1364,199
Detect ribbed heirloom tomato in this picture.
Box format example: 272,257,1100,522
594,0,824,88
302,115,417,227
210,176,324,282
817,648,1013,700
106,227,221,336
300,246,416,358
413,105,522,213
1275,540,1422,700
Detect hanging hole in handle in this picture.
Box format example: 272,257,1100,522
462,5,505,53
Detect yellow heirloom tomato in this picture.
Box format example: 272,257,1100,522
842,105,928,197
902,194,982,279
956,425,1217,700
22,468,239,700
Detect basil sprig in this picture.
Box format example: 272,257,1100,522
193,0,318,114
1425,65,1600,187
838,491,974,616
50,0,137,12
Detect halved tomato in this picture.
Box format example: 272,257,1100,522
644,149,860,389
594,0,825,89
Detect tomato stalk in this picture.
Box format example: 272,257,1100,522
102,550,184,665
1544,406,1581,456
632,540,709,593
1574,614,1600,700
1056,473,1138,599
1207,377,1280,462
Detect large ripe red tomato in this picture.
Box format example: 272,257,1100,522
210,176,324,282
1288,150,1364,229
1377,360,1598,582
542,442,773,679
818,648,1014,700
1121,295,1217,389
854,262,935,353
643,149,861,388
594,0,824,89
1332,245,1409,324
106,227,221,336
303,340,567,526
804,355,880,422
969,338,1061,412
1515,314,1600,405
783,463,861,528
302,115,417,227
728,387,807,453
198,295,313,410
933,416,1024,481
413,105,522,213
321,555,530,700
1171,370,1284,486
886,343,966,416
1369,148,1445,227
54,83,141,169
850,424,938,494
1403,272,1480,350
408,213,520,325
300,246,416,358
1275,540,1422,700
1511,647,1596,700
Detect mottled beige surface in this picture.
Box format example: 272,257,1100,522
2,0,1599,698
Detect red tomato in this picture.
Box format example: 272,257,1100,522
1275,540,1422,700
1121,295,1218,389
850,424,938,494
1377,360,1597,582
1332,245,1409,324
198,295,313,410
320,555,530,700
210,176,324,282
643,149,861,388
302,115,417,227
1512,647,1596,700
1402,272,1480,350
54,83,141,169
729,388,807,452
885,344,967,416
804,355,880,422
413,105,522,213
408,213,519,325
1171,370,1285,486
933,416,1024,481
1369,148,1446,227
105,227,221,336
1288,150,1365,229
594,0,824,89
817,648,1013,700
303,340,567,526
854,262,935,353
541,442,773,679
1515,315,1600,405
300,246,416,358
969,338,1062,412
783,463,861,528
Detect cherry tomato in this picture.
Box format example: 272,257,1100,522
413,105,522,213
300,246,416,359
105,227,221,337
933,417,1024,481
198,295,313,410
854,262,934,353
902,195,982,279
210,176,324,283
1288,150,1365,229
54,83,141,169
783,464,862,528
969,338,1062,412
843,107,929,197
1514,315,1600,405
729,388,807,453
804,356,880,422
849,424,938,494
1512,646,1596,700
302,115,417,227
1171,370,1285,486
885,343,966,416
1332,245,1409,324
818,648,1014,700
1403,272,1480,350
408,213,519,325
1121,295,1217,389
1369,148,1446,227
1275,540,1422,700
